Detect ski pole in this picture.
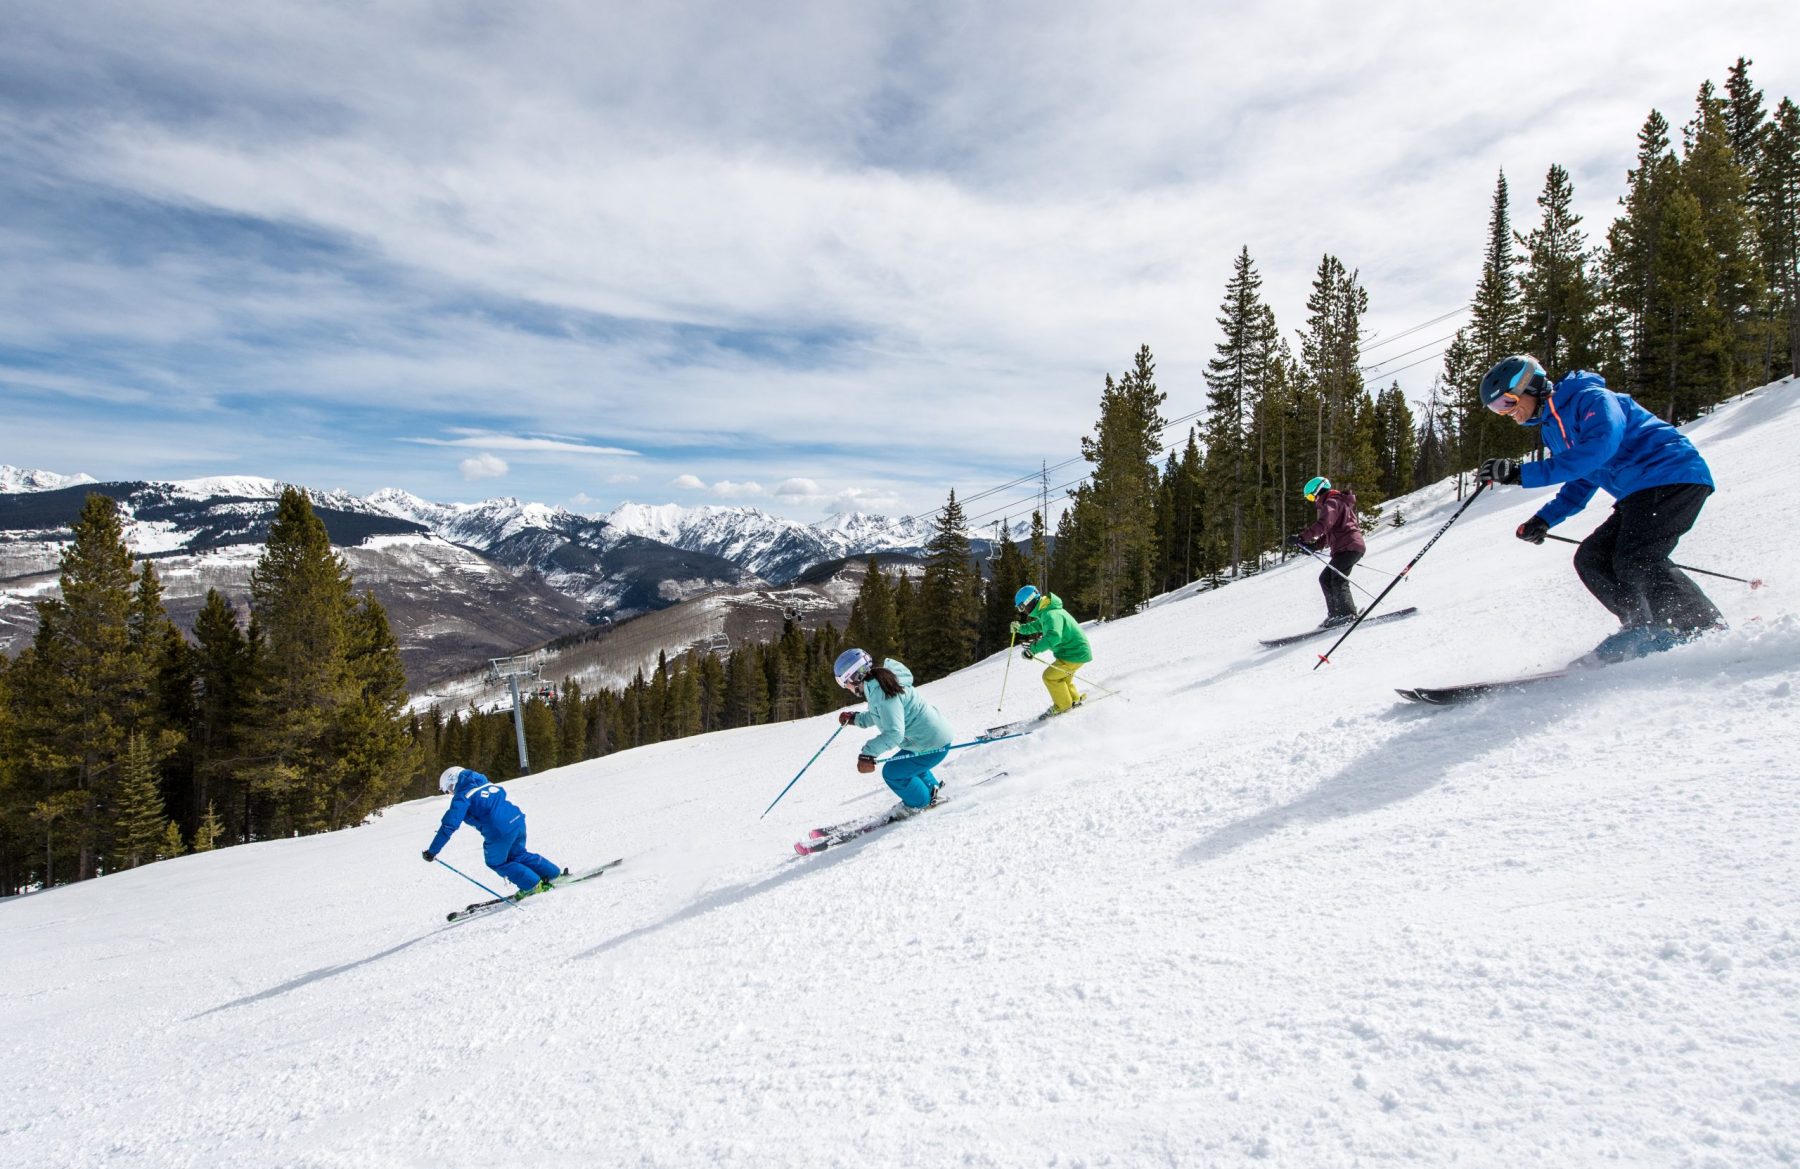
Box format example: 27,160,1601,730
1314,481,1489,670
998,629,1017,711
435,858,525,911
1298,544,1382,603
888,734,1025,762
1539,533,1764,588
1021,648,1120,698
760,724,845,818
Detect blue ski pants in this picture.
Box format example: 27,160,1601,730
882,748,948,809
483,823,561,891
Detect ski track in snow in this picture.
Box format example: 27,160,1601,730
3,379,1800,1168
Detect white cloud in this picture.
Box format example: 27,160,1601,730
775,477,821,496
828,486,902,514
459,452,508,481
671,474,706,490
606,473,640,484
409,433,638,457
710,479,764,498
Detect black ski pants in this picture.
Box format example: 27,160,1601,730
1320,549,1363,619
1572,482,1721,632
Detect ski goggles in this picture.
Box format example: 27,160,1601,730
1486,391,1522,415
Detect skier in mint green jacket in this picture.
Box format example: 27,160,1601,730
1010,585,1093,716
832,648,953,812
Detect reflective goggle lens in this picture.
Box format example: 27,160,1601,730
1487,392,1520,415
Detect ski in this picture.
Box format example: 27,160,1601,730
446,858,623,922
1395,671,1570,706
1260,607,1419,649
794,772,1007,856
980,690,1115,740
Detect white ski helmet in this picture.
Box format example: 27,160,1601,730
438,766,464,793
833,647,874,692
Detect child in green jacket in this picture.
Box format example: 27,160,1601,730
1010,585,1093,716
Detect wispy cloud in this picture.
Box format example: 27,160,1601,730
2,0,1792,517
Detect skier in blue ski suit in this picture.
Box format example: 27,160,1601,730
833,650,954,811
422,767,563,894
1475,358,1722,660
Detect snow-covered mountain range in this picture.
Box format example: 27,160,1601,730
0,473,979,686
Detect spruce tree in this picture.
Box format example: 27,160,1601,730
1609,109,1684,399
913,490,979,680
558,678,589,763
1078,346,1167,616
10,493,151,880
1765,98,1800,377
192,801,224,853
844,558,898,662
1298,256,1378,499
1518,164,1604,376
1370,383,1417,500
112,733,169,869
158,820,186,861
1204,249,1279,573
1684,81,1770,401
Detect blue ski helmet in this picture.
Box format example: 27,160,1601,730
1014,584,1041,614
1303,476,1331,502
1479,355,1548,410
833,647,873,691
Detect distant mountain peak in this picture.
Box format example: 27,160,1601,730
0,465,98,493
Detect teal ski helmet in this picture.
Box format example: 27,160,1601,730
1013,584,1041,614
1303,476,1331,502
833,647,873,692
1479,355,1548,410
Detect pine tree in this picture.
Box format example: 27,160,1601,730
9,493,152,880
1370,382,1417,500
192,801,224,853
1078,346,1167,616
912,491,979,680
1765,98,1800,377
1298,256,1378,500
1684,80,1770,402
844,558,898,662
1460,172,1532,465
159,820,186,861
112,733,169,869
558,678,589,764
522,697,558,772
1204,249,1280,573
1609,109,1684,400
1518,164,1604,375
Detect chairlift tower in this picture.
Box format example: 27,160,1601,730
486,654,542,775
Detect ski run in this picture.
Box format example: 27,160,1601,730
3,378,1799,1167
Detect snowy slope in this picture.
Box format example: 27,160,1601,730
0,465,96,492
2,380,1797,1168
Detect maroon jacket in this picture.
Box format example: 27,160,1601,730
1299,488,1365,555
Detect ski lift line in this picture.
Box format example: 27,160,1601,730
1367,346,1452,379
1360,332,1459,373
1356,304,1472,355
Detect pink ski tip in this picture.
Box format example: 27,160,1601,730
794,842,813,856
809,828,828,839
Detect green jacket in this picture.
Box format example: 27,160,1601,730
1014,593,1092,663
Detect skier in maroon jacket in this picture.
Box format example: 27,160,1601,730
1292,476,1366,627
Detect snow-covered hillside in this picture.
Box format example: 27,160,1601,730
3,380,1797,1168
0,464,95,493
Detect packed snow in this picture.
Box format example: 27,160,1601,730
3,380,1797,1168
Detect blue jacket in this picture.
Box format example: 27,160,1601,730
427,769,526,855
850,659,954,758
1522,371,1713,528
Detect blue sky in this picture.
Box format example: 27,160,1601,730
3,0,1796,522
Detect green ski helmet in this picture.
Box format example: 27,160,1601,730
1303,476,1331,502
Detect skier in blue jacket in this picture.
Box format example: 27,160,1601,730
1474,356,1722,661
832,648,954,813
423,767,564,898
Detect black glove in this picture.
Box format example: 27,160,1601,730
1477,458,1521,486
1516,515,1549,545
856,754,877,774
837,709,858,726
422,850,436,863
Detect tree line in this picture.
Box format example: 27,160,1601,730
0,488,417,894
